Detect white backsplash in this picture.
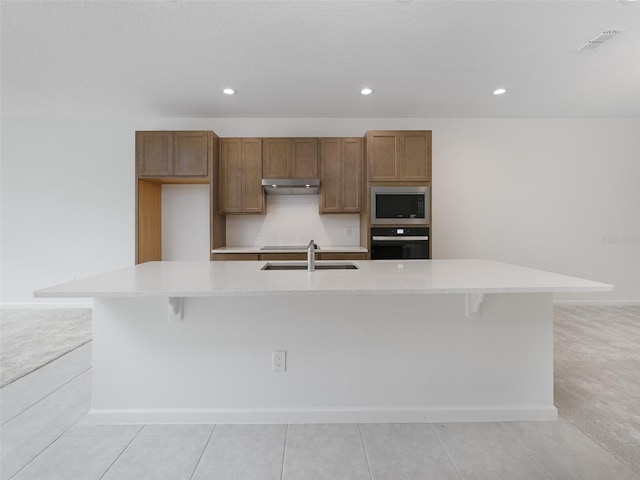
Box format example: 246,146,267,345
226,195,361,247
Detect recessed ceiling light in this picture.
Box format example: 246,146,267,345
493,88,507,95
360,88,373,95
222,88,236,95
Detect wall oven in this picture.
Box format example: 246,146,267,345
370,227,430,260
371,186,430,225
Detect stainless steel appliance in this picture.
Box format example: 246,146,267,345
370,227,430,260
370,186,430,225
262,178,319,195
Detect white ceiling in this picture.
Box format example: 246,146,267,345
2,0,639,118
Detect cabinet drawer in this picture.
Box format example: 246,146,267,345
212,253,260,261
260,253,307,261
317,252,367,260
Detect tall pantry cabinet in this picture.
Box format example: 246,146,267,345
135,130,225,263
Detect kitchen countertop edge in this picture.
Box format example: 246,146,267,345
33,259,613,299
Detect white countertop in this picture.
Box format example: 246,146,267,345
34,259,612,298
212,246,367,254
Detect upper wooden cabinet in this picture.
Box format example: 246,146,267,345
366,130,431,182
220,138,264,214
137,131,210,177
262,138,290,178
292,138,319,178
319,138,362,213
263,138,318,179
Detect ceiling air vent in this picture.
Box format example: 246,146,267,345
577,29,623,51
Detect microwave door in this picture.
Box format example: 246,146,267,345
377,194,415,219
375,195,425,221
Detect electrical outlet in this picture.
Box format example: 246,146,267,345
272,350,286,372
345,227,352,237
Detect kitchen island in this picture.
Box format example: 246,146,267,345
35,259,611,424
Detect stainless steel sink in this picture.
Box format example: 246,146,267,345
261,262,358,271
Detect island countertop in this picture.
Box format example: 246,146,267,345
34,259,612,298
49,259,612,424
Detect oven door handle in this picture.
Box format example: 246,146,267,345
371,236,429,241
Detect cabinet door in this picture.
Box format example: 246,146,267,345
262,138,291,178
320,138,362,213
292,138,318,178
137,131,173,176
367,131,400,181
319,139,341,213
242,138,264,213
174,131,209,176
341,138,362,212
400,131,431,181
220,139,242,213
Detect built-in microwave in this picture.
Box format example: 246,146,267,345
370,186,430,225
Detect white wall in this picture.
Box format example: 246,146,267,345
2,117,639,305
161,184,210,261
432,119,640,303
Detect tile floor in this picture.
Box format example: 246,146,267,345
1,342,638,480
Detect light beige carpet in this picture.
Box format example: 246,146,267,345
0,308,92,387
554,305,640,475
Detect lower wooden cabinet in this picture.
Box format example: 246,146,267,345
260,253,307,261
317,252,367,261
211,252,367,261
211,253,260,261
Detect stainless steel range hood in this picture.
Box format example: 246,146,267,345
262,178,320,195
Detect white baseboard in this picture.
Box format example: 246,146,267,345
553,300,640,306
86,405,558,425
1,301,93,309
4,300,636,309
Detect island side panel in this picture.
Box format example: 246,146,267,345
90,293,555,424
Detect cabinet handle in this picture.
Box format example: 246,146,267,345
371,236,429,241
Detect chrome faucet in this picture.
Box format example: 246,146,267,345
307,239,316,272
